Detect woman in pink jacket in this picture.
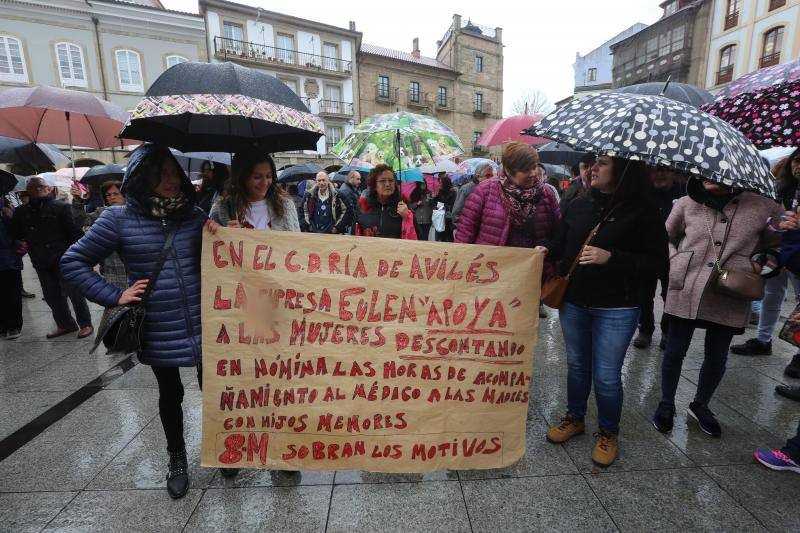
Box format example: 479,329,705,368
455,142,560,279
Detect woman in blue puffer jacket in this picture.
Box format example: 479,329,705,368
61,144,209,500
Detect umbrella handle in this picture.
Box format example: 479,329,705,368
66,111,77,183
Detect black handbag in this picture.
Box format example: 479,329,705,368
91,224,179,355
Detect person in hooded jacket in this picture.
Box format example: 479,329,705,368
652,177,780,438
61,144,211,500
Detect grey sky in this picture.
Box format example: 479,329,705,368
162,0,663,115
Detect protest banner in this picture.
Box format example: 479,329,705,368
200,228,543,472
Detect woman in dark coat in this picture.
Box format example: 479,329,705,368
355,164,416,240
545,155,668,467
409,180,433,240
61,144,209,499
434,176,456,242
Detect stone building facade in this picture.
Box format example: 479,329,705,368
199,0,361,170
0,0,207,167
610,0,712,89
357,15,503,158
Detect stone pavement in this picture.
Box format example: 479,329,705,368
1,263,799,532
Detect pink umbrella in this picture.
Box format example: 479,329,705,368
0,86,130,179
476,114,549,147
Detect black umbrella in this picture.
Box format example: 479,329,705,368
616,82,714,108
120,62,323,153
278,163,324,183
526,92,775,199
0,169,17,196
0,136,69,171
80,163,126,187
537,141,588,166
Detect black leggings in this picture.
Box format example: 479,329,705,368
151,365,201,453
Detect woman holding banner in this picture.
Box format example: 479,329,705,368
355,164,417,240
545,155,668,467
455,142,560,280
209,151,300,232
61,144,210,500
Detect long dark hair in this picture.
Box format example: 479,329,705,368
777,148,800,204
223,151,286,221
409,180,427,203
606,156,652,210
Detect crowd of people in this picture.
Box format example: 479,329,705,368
1,141,798,499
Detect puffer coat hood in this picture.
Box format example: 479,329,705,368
122,143,197,217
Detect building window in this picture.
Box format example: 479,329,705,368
322,43,339,71
646,36,659,61
474,93,483,112
166,55,188,68
377,75,389,98
659,31,672,56
277,33,295,64
587,68,597,82
474,55,483,73
769,0,786,11
671,25,685,52
761,27,784,67
326,125,343,152
725,0,740,30
664,1,677,16
115,49,143,92
717,44,736,84
0,35,27,83
222,21,244,53
473,131,482,145
280,78,298,94
437,86,447,106
409,81,420,103
55,42,86,88
324,85,342,113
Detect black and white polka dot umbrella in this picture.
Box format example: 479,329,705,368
525,93,776,199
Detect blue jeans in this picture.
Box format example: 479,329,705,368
660,318,734,407
559,303,640,434
784,420,800,463
757,269,800,343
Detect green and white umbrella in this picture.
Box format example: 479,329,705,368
331,111,463,173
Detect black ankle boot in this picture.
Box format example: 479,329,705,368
220,467,241,478
785,354,800,379
166,449,189,499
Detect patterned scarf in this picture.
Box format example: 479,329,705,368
498,169,543,229
150,193,189,219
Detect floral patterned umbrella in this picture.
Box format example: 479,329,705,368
120,61,323,153
526,92,775,199
702,58,800,148
331,111,463,173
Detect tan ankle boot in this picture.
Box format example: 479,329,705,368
592,431,619,467
546,413,585,443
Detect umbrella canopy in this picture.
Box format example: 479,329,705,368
331,164,369,184
121,61,323,153
475,114,549,147
702,58,800,148
0,86,129,148
0,136,69,170
332,111,463,172
278,163,324,183
456,158,499,175
540,163,570,180
54,167,90,180
536,141,589,166
398,168,424,183
419,159,459,174
527,92,775,199
169,149,230,176
81,164,126,187
616,82,714,107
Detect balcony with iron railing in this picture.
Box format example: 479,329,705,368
473,100,492,117
406,90,430,109
214,36,352,76
724,11,739,30
716,65,734,85
326,141,339,154
374,84,399,103
759,51,781,68
318,100,354,117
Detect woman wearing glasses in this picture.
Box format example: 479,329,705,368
355,164,417,240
